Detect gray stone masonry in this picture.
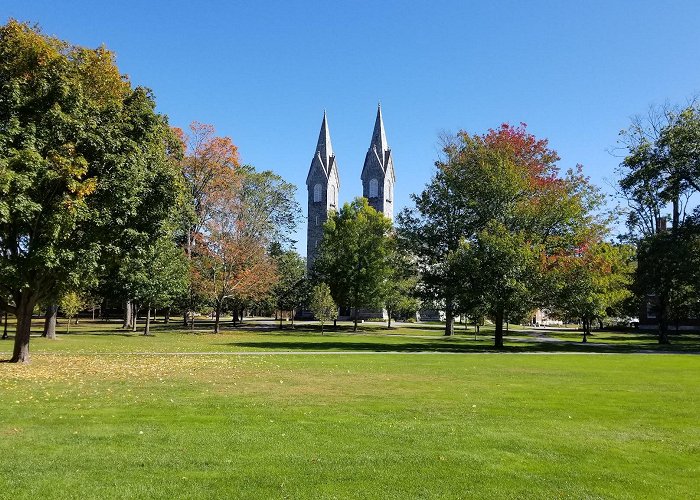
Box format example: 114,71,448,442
361,104,395,222
306,111,339,274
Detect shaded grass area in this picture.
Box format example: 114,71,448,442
0,351,698,498
1,317,698,355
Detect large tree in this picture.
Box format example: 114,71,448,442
400,124,604,343
191,165,299,333
618,102,700,343
314,198,394,331
452,222,542,347
0,21,184,362
174,122,239,325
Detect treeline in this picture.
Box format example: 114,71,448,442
2,20,698,362
311,110,700,346
312,125,636,345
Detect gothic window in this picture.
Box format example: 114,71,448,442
386,180,392,201
313,183,322,202
369,178,378,198
331,185,337,207
315,215,319,226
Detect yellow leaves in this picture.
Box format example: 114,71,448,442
71,44,130,108
48,144,98,210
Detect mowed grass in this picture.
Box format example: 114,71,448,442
0,320,698,498
2,316,698,355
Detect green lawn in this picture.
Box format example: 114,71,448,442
0,319,698,498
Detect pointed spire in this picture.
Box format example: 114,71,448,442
370,103,388,153
315,110,333,172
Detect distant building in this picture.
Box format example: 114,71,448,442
305,105,395,320
306,104,394,273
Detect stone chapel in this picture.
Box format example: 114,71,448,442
305,104,396,274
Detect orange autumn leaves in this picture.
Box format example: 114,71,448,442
174,122,277,323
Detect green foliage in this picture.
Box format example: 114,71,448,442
619,103,700,236
0,20,184,361
235,165,302,248
119,236,190,309
314,198,393,328
309,283,337,334
384,247,420,326
636,225,700,342
269,244,307,319
553,242,635,341
400,125,605,341
453,221,542,335
619,102,700,342
58,291,83,332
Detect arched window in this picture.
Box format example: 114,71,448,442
331,185,337,207
313,183,322,202
386,180,392,201
369,178,379,198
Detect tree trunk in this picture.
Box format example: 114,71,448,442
2,311,8,339
132,303,138,332
444,302,454,336
672,197,680,231
353,307,358,332
387,310,392,329
164,307,170,324
333,317,337,328
123,300,132,329
658,293,670,344
11,292,38,363
582,318,588,343
494,307,504,348
183,310,189,327
144,304,151,335
320,320,325,335
214,303,221,334
279,310,283,330
43,305,58,340
291,309,295,328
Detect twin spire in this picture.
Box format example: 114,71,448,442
314,104,389,170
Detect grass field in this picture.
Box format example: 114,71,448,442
0,318,698,499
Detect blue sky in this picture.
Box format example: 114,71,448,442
4,1,700,250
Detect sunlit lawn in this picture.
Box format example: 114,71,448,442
0,318,698,498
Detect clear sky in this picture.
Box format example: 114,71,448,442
4,1,700,250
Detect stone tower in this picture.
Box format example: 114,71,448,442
306,111,340,273
361,104,395,221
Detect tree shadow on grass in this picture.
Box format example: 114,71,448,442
219,339,700,354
